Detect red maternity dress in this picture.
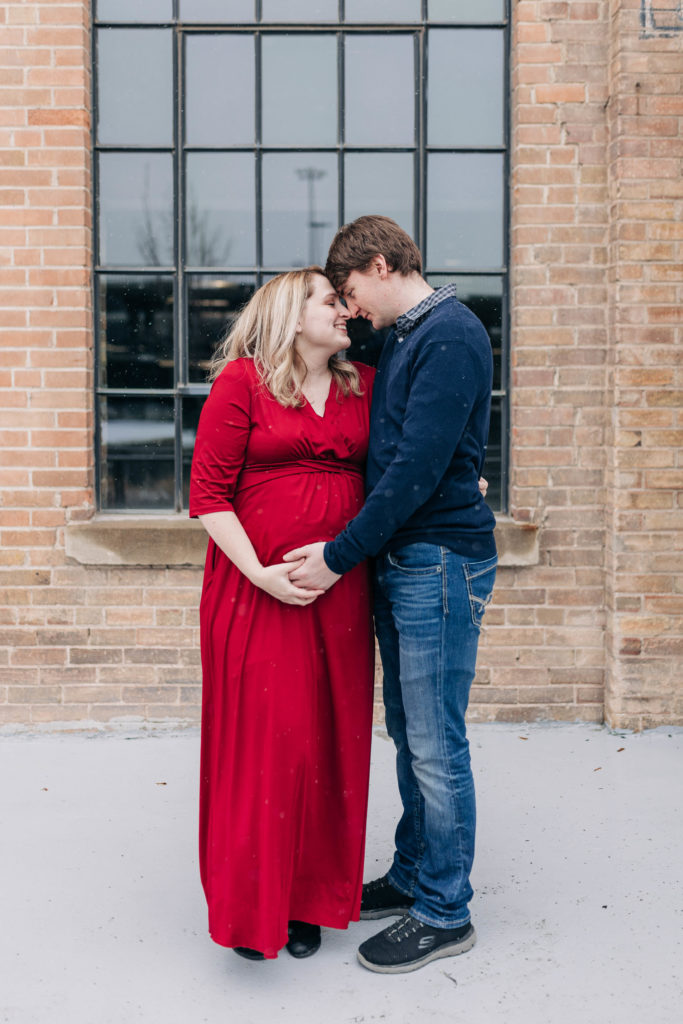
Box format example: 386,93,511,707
189,357,375,958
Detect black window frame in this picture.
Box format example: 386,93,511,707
92,0,510,513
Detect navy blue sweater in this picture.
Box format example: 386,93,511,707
324,296,497,574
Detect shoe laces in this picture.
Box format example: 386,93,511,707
386,914,423,944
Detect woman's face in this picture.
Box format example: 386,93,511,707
295,274,351,360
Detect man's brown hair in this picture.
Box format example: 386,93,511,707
325,215,422,291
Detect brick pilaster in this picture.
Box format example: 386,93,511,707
604,0,683,728
475,0,611,723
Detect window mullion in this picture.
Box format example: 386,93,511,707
338,30,344,231
417,27,426,256
255,30,263,282
174,24,184,511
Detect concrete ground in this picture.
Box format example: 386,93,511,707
1,722,681,1024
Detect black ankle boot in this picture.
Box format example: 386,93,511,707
286,920,321,958
233,946,266,961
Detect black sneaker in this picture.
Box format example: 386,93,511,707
357,913,476,974
360,875,415,920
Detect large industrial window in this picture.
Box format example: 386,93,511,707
93,0,509,512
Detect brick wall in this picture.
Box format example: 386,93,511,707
1,0,681,730
1,2,206,728
472,0,612,724
603,0,683,728
0,0,91,722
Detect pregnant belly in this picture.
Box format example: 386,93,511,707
233,468,365,565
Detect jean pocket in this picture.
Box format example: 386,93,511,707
386,543,442,576
462,554,497,628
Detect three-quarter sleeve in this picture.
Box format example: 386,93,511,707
189,359,252,518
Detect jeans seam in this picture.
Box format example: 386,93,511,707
439,611,467,921
441,546,449,616
411,780,425,889
386,571,424,897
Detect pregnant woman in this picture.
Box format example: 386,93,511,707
189,267,375,961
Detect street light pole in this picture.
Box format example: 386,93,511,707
296,166,328,265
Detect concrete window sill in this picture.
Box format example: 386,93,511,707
65,514,539,568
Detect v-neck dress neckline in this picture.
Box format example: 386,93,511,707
303,378,334,419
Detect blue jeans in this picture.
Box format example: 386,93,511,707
373,543,497,928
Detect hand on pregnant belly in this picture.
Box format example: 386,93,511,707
254,559,325,606
283,541,341,592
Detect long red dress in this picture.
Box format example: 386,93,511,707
189,357,375,958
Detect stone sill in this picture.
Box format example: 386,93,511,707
65,515,209,568
65,514,539,568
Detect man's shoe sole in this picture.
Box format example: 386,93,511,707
360,906,414,921
356,925,476,974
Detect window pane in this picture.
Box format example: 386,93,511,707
484,397,503,512
262,153,338,268
428,30,503,146
182,395,208,508
427,274,503,391
100,396,175,510
185,153,255,268
261,35,337,146
345,153,413,236
186,35,254,146
180,0,254,21
346,319,389,368
97,0,172,21
345,0,420,21
261,0,337,19
429,0,505,22
187,274,256,382
345,35,415,146
99,153,174,267
427,153,503,269
97,29,172,145
98,275,174,390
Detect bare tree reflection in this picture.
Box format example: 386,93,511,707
186,184,233,266
136,165,233,266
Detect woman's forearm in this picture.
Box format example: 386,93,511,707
198,510,264,586
198,510,324,607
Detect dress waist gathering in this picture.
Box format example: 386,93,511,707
237,458,364,490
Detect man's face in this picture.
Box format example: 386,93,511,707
341,267,394,331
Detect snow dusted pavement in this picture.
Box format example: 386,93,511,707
1,721,681,1024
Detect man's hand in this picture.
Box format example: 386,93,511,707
283,541,341,591
253,560,325,606
478,476,488,498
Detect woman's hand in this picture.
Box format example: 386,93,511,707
478,476,488,498
253,560,325,606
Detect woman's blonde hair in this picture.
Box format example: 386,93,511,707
209,266,362,407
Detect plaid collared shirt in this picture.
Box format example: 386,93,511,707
394,283,458,342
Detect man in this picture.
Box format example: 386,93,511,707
284,216,497,973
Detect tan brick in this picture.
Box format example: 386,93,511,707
63,685,122,704
1,0,681,732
